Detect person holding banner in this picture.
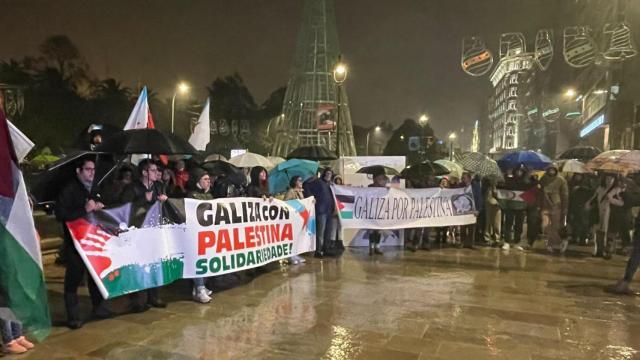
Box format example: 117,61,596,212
500,165,530,250
482,177,502,246
459,172,479,249
55,157,112,329
304,168,336,258
285,176,308,265
367,172,389,255
120,159,168,310
187,168,214,303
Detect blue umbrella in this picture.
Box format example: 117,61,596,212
268,159,319,194
497,150,552,171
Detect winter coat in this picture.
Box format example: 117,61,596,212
187,186,214,201
540,174,568,212
120,180,165,206
589,185,624,233
284,188,305,201
303,178,335,215
55,177,97,246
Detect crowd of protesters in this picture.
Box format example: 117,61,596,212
22,151,639,344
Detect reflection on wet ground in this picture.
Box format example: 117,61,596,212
28,246,640,359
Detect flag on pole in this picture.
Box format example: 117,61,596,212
7,120,34,163
0,108,51,341
123,86,155,130
188,98,210,151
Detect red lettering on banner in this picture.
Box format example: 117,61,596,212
198,231,216,255
270,224,280,242
281,223,293,241
245,226,256,248
216,229,233,253
232,227,245,250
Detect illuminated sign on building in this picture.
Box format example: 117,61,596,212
580,113,605,137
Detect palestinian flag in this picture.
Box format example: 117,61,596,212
0,108,51,340
334,192,355,220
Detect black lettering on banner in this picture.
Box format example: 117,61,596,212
214,204,231,225
230,203,242,223
196,202,213,226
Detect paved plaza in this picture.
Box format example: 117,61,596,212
22,245,640,360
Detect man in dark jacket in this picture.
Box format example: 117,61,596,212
460,171,479,249
55,157,111,329
120,159,168,310
500,164,531,249
303,168,336,257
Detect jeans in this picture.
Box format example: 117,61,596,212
484,204,501,243
0,310,21,343
460,224,476,247
316,214,333,252
193,278,205,288
504,209,525,243
542,206,562,247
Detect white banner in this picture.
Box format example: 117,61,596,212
67,197,316,299
333,185,476,229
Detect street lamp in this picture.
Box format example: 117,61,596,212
564,88,577,98
366,126,382,156
419,114,429,126
333,58,348,157
448,132,457,160
171,82,190,133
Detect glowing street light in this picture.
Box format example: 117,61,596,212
333,57,348,156
564,88,577,98
419,114,429,126
366,126,382,156
171,82,190,133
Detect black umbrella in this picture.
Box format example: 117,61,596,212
201,160,246,186
286,145,338,161
95,128,197,155
558,146,601,161
30,151,116,204
357,165,400,176
400,161,450,180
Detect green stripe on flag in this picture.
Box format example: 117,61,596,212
341,211,353,220
0,223,51,341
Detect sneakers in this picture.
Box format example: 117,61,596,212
290,255,305,265
609,280,634,295
501,243,510,250
4,340,28,354
16,336,34,350
193,286,212,304
192,286,213,297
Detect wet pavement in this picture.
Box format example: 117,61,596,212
22,245,640,359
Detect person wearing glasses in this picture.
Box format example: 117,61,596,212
55,157,111,329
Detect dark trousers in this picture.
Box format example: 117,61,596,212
316,214,333,252
460,224,476,247
569,208,589,243
435,227,448,244
527,207,541,245
623,223,640,282
63,242,104,321
504,209,526,243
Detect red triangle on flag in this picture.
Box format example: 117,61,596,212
0,108,18,198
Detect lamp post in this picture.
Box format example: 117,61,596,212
366,126,382,156
333,59,348,157
448,132,457,160
171,82,190,134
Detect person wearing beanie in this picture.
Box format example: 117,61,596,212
186,168,214,303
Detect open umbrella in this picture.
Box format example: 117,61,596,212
557,145,601,162
434,159,464,179
356,165,400,176
585,150,640,175
201,160,246,185
268,159,319,194
558,159,589,174
267,156,286,167
30,151,115,204
457,152,504,182
400,161,450,180
497,150,552,171
229,152,273,168
286,145,338,161
204,153,228,162
94,128,197,155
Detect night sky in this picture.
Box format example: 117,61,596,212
1,0,567,138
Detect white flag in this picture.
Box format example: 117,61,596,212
8,120,34,163
123,87,154,130
188,98,210,151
